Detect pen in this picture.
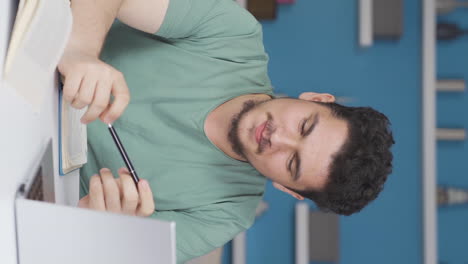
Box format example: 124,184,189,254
107,123,140,185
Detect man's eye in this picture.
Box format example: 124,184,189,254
288,156,294,172
301,119,307,135
288,155,296,176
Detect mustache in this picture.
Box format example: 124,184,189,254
256,112,275,154
227,100,259,159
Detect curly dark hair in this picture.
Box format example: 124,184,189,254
291,102,394,216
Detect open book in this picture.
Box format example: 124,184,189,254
58,86,88,175
3,0,72,112
3,0,83,174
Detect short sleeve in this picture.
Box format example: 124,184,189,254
157,0,259,40
155,0,267,65
151,201,259,263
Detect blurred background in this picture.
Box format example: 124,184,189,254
216,0,468,263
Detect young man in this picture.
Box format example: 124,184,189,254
58,0,394,262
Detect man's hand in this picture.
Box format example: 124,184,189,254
58,0,129,124
58,52,130,124
78,168,155,217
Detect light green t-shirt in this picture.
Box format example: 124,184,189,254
80,0,273,262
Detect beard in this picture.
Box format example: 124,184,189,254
227,99,264,160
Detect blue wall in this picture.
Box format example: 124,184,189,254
224,0,424,263
436,9,468,264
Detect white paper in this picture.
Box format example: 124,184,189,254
3,0,72,113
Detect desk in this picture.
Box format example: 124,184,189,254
0,0,79,262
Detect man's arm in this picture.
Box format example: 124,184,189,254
68,0,169,52
58,0,169,124
66,0,123,57
59,0,127,124
118,0,169,34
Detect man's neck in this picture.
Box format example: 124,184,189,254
204,93,271,161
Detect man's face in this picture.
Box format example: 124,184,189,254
228,97,349,192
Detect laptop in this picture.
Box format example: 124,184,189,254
15,139,176,264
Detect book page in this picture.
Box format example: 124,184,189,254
4,0,72,112
4,0,39,74
61,98,87,174
66,103,87,165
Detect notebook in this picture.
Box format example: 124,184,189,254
58,84,88,175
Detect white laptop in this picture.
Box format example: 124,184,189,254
15,140,176,264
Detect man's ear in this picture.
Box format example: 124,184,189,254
272,182,304,200
299,92,335,103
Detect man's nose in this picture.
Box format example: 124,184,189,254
270,127,300,151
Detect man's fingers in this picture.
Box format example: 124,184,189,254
81,79,111,124
72,76,97,109
78,195,90,208
102,74,129,124
119,168,139,215
59,55,130,124
86,167,153,217
62,73,83,102
89,175,106,211
100,168,121,213
136,180,155,217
